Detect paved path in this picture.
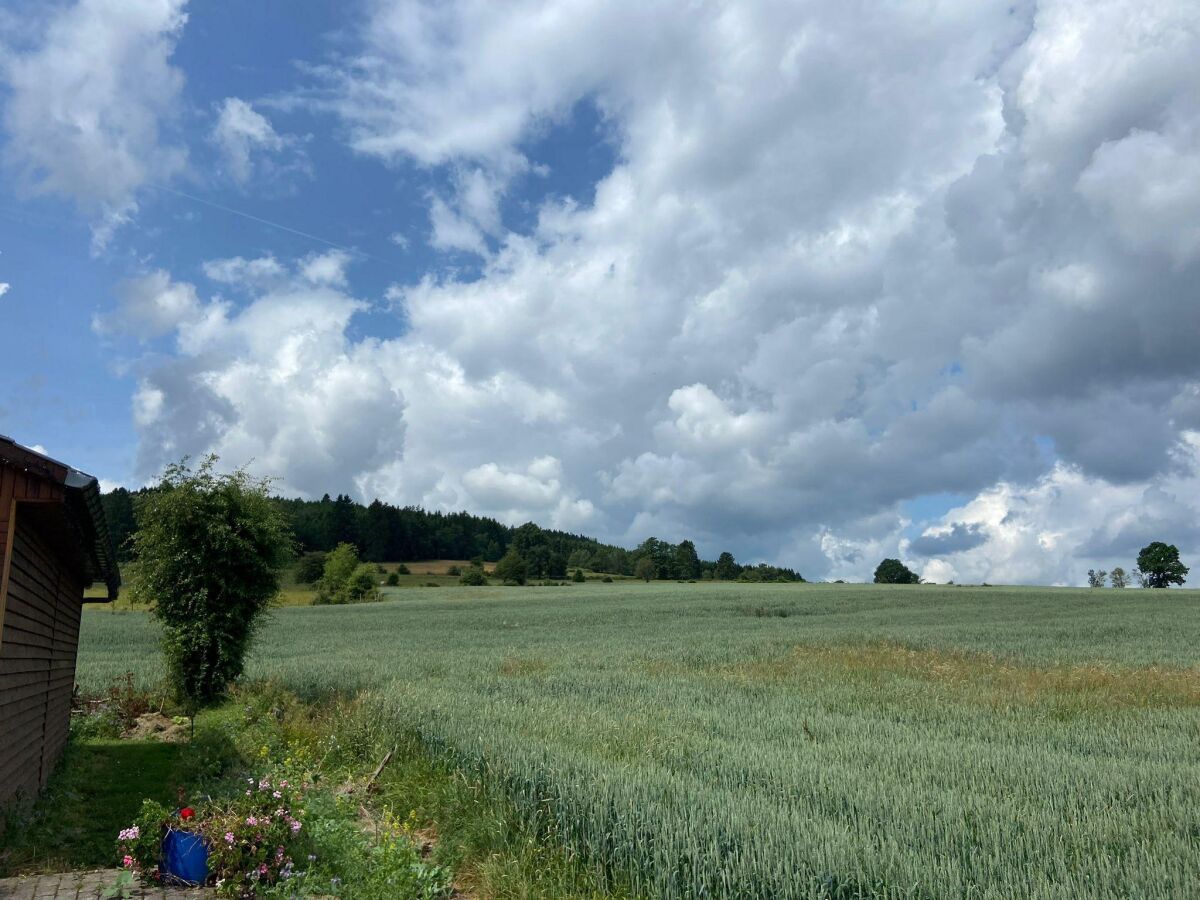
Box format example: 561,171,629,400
0,870,210,899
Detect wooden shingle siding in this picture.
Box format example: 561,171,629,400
0,499,86,814
0,439,114,827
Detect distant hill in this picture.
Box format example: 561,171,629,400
100,488,802,582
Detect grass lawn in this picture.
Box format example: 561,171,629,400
0,739,187,873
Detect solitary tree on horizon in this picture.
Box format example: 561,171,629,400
874,558,919,584
1136,542,1188,588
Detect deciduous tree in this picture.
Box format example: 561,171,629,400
874,558,919,584
635,557,657,582
1136,542,1188,588
494,547,528,585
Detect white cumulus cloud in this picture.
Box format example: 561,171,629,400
1,0,189,250
104,0,1200,583
210,97,309,187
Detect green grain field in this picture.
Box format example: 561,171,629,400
78,583,1200,899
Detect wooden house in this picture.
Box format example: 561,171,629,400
0,436,120,814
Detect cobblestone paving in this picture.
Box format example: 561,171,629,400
0,870,210,899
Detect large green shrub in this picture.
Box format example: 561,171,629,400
317,542,359,600
294,551,327,584
345,564,380,603
459,566,488,586
128,457,292,708
315,544,379,604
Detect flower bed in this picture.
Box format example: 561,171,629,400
117,773,309,896
115,768,451,898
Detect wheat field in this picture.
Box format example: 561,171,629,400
78,583,1200,898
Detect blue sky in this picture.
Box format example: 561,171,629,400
1,0,615,483
2,0,1199,583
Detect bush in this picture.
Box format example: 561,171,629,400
602,575,613,583
315,543,361,604
396,563,411,575
571,569,585,583
295,551,327,585
128,457,292,709
71,706,123,739
316,548,379,604
385,572,400,586
459,566,487,586
446,565,462,576
345,565,380,603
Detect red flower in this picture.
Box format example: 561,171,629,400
180,807,195,820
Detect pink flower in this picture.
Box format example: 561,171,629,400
245,816,258,826
290,820,302,833
122,855,134,868
279,780,288,788
224,832,235,844
272,791,282,799
258,863,269,875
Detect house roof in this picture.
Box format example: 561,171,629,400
0,435,121,601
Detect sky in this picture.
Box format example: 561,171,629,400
1,0,1198,585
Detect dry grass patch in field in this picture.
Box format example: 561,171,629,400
499,656,551,677
402,559,479,575
709,641,1200,709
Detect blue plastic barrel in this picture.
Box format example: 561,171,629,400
161,828,209,885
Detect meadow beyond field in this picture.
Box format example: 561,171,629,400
80,583,1200,899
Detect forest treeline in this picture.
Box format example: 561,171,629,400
100,488,803,582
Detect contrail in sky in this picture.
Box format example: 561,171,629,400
148,184,397,266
